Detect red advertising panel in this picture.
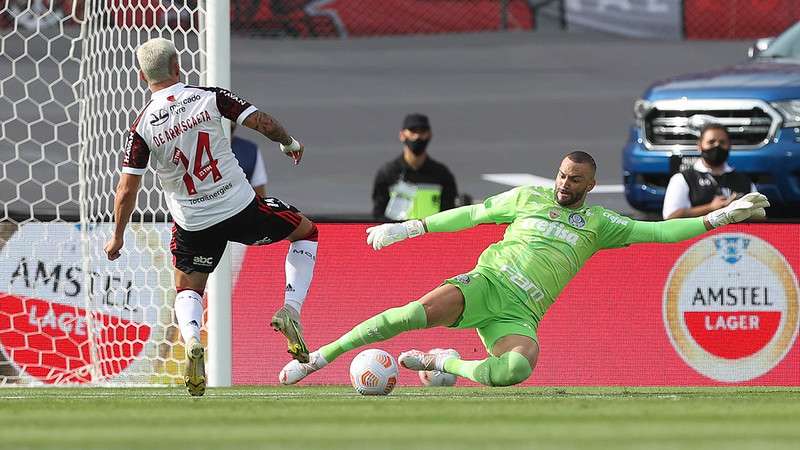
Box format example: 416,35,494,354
232,223,799,386
230,0,534,38
0,295,149,384
0,223,173,385
685,0,800,39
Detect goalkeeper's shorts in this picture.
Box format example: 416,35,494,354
445,270,539,353
171,196,303,274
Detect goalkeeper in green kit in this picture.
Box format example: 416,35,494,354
280,151,769,387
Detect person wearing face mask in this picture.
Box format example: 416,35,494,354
662,123,755,219
372,113,458,220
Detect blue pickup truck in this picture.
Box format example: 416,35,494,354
623,22,800,216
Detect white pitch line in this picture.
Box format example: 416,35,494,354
482,173,624,194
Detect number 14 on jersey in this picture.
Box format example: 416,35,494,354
171,131,222,195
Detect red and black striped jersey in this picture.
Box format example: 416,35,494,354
122,82,258,231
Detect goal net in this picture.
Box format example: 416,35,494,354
0,0,211,385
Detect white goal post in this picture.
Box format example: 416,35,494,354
0,0,232,386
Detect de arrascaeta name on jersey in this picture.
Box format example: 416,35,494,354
151,110,212,148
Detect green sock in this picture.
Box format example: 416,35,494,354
443,351,532,387
318,301,427,363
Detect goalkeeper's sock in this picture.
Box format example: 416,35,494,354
318,301,427,362
175,289,203,344
283,238,318,314
443,351,532,387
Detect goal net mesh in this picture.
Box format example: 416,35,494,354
0,0,207,385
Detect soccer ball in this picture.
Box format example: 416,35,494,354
349,349,398,396
418,348,458,387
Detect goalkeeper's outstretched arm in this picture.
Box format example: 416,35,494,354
104,173,142,260
625,192,769,245
366,204,493,250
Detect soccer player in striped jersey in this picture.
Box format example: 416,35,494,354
104,38,318,396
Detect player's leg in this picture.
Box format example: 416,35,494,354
271,213,318,362
173,270,208,349
279,283,465,384
319,283,464,361
170,223,226,396
442,334,538,387
399,271,538,387
231,196,318,362
174,269,209,396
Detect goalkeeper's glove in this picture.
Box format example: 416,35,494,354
706,192,769,228
366,220,426,250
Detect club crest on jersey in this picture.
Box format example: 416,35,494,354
454,274,471,285
149,108,169,126
568,213,586,228
548,209,560,220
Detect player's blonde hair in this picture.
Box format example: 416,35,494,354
136,38,178,83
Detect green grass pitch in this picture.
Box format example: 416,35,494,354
0,386,798,450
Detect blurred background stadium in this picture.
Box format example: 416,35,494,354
4,0,800,220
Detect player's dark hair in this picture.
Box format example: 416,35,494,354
565,151,597,173
699,123,729,140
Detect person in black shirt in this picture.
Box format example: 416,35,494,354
663,123,755,219
372,114,458,220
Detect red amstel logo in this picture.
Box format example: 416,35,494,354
0,224,166,384
663,233,799,382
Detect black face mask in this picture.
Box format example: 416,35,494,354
701,145,729,166
404,138,429,155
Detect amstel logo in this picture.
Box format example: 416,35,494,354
663,233,798,382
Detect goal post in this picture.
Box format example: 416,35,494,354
205,0,232,388
0,0,232,386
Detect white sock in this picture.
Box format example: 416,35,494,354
174,289,203,344
284,240,318,314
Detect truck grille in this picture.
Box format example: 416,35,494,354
642,99,781,151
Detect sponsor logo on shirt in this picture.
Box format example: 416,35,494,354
183,94,201,105
169,103,186,115
187,182,233,205
222,89,247,106
663,233,798,382
149,108,169,126
603,211,629,226
522,218,579,246
548,209,560,220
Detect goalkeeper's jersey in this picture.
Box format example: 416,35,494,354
122,82,258,231
474,186,642,321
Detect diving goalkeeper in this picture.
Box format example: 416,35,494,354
280,151,768,387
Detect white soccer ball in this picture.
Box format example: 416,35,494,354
349,349,399,396
418,348,458,387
